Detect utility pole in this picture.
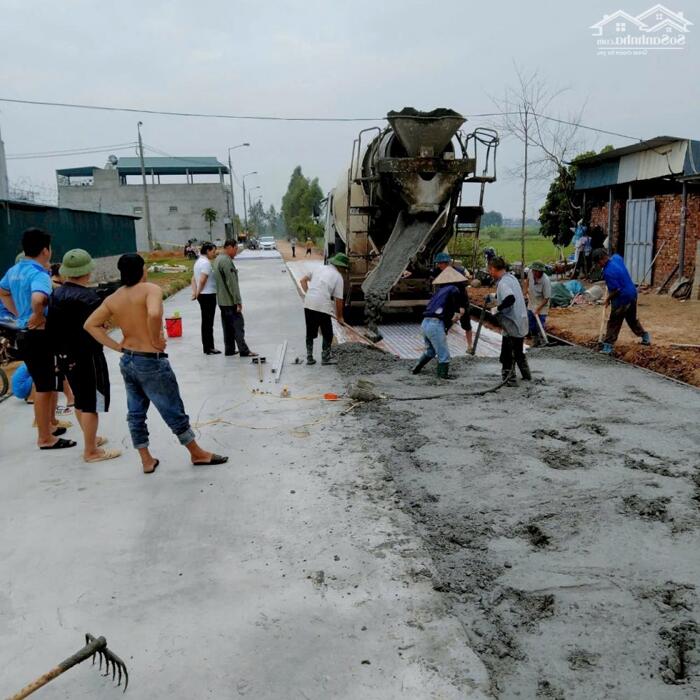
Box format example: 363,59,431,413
227,143,249,238
137,121,154,251
242,171,257,233
0,125,9,200
520,106,529,280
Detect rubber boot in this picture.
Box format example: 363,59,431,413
306,340,316,365
411,355,431,375
437,363,453,380
321,341,336,365
516,355,532,381
502,368,517,386
641,332,651,346
600,342,613,355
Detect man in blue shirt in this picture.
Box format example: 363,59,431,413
0,228,76,450
592,248,650,355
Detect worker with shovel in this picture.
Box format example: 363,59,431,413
300,252,349,365
592,248,650,354
433,252,473,353
524,260,552,346
485,256,530,385
411,266,467,379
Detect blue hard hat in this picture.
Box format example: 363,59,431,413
434,252,451,264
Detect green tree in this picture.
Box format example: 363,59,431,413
202,207,218,241
248,199,267,235
539,147,611,246
481,210,503,227
281,166,324,239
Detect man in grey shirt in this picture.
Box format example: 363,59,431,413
485,257,530,385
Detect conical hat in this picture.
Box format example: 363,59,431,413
432,266,468,286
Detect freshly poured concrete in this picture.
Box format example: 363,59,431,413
0,259,490,699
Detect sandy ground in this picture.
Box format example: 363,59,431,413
277,238,323,261
337,343,700,699
469,285,700,388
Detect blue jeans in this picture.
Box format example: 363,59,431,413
421,317,450,364
119,354,195,449
527,310,547,335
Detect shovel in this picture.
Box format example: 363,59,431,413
7,633,128,699
470,305,488,356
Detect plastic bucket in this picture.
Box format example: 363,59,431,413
165,317,182,338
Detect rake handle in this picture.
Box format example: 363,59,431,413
7,636,106,700
597,295,609,344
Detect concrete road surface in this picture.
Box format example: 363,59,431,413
0,258,490,699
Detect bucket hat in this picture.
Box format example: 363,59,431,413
59,248,95,278
328,252,350,268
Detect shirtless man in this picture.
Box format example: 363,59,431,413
84,253,227,474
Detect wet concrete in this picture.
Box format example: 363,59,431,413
0,259,489,699
338,343,700,699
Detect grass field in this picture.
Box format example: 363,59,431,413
145,256,194,299
449,232,573,266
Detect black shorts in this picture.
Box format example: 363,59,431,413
460,315,473,332
58,351,110,413
304,308,334,342
17,330,61,393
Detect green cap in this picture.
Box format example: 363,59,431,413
530,260,546,272
328,252,350,268
59,248,95,278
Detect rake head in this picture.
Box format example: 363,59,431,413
86,633,129,692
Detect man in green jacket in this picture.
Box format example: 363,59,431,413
213,240,257,357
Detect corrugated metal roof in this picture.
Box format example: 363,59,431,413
115,156,228,175
57,156,228,178
575,136,700,190
575,137,681,166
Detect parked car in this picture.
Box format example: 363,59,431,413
259,236,276,250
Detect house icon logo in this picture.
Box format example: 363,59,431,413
591,4,691,54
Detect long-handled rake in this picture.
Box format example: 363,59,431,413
7,633,128,699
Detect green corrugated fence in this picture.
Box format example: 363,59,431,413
0,200,137,275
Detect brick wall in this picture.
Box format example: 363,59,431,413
651,193,700,284
588,192,699,285
589,200,622,249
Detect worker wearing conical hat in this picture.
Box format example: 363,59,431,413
411,265,467,379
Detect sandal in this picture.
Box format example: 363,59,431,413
143,459,160,475
96,437,108,447
40,438,77,450
85,449,122,464
193,454,229,466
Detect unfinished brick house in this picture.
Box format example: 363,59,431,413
574,137,700,290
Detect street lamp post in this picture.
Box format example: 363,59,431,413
227,142,249,238
241,171,257,232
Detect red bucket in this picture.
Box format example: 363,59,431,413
165,317,182,338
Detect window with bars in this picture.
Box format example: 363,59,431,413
616,22,626,32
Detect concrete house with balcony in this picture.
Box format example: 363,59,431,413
57,156,232,250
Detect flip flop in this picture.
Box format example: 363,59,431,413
52,427,67,437
143,459,160,475
40,438,77,450
85,449,122,464
193,454,229,466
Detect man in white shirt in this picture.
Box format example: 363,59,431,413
191,242,220,355
299,253,349,365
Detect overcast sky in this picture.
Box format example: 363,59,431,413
1,0,698,218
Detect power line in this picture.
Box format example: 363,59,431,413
0,96,642,145
7,141,136,157
7,143,137,160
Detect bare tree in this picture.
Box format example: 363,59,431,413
490,66,587,275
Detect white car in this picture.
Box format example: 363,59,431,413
259,236,276,250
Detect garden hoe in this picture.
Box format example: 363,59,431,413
6,633,128,699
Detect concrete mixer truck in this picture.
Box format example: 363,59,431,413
323,107,498,340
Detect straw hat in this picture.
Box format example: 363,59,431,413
432,266,467,286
